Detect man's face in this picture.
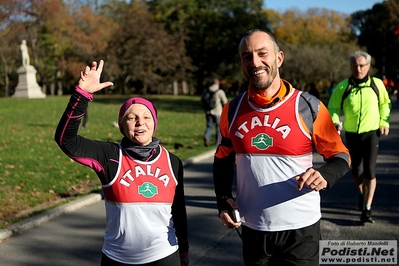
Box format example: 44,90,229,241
239,32,283,91
350,56,370,80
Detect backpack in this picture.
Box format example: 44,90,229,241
201,88,218,111
341,77,379,109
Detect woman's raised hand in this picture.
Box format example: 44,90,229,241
78,60,113,93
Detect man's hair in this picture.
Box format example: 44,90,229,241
238,29,280,53
349,50,371,65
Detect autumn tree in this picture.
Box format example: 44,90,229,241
148,0,269,95
352,0,399,78
102,1,192,94
265,7,360,92
3,0,73,95
2,0,392,97
0,25,23,97
0,0,115,95
0,1,32,97
33,1,115,94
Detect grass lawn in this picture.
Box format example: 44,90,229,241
0,94,217,228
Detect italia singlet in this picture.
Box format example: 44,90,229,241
229,89,321,231
102,146,179,264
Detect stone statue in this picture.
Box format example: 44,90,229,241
13,39,45,98
20,39,30,66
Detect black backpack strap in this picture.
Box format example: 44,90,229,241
341,78,353,110
341,77,379,109
369,77,380,105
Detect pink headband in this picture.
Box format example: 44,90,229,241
118,97,158,135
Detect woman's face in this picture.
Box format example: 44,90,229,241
122,104,154,146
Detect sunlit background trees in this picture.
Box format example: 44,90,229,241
1,0,399,97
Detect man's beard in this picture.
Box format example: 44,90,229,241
247,64,278,91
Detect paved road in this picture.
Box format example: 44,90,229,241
0,101,398,266
0,150,243,266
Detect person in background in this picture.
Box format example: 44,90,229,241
55,60,189,266
382,75,388,89
202,78,228,147
213,29,350,266
382,75,395,97
308,82,320,99
326,81,336,97
388,78,395,97
328,51,391,224
394,75,399,102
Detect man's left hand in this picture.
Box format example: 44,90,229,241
295,168,327,191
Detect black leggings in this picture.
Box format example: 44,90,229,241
345,130,379,180
100,250,180,266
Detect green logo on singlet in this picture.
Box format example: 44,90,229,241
138,182,158,198
252,133,273,150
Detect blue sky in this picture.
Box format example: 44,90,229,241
264,0,382,14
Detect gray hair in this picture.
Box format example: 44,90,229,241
349,51,371,65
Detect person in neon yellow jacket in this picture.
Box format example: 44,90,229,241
328,50,391,224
